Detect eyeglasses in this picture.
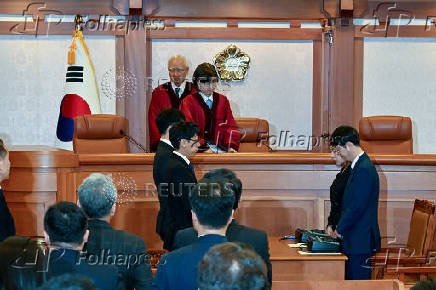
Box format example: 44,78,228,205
168,68,186,73
330,146,341,155
188,138,201,145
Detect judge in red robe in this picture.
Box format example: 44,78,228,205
180,63,240,152
148,55,196,151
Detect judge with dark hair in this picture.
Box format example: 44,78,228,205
0,139,15,242
180,62,240,152
160,121,200,249
172,168,272,286
152,176,235,290
153,109,186,246
148,55,195,151
330,125,380,280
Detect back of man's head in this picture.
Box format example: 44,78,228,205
169,121,199,149
198,242,267,290
156,108,186,135
190,176,235,229
44,201,87,245
78,173,117,219
203,168,242,210
38,273,96,290
330,125,360,147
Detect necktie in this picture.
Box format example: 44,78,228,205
188,162,195,174
206,98,213,109
175,87,181,97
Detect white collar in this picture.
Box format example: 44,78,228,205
351,151,365,169
171,81,186,97
160,138,173,147
173,151,190,165
199,91,213,103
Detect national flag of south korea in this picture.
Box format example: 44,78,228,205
56,29,101,150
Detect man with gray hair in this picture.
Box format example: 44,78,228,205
148,54,196,151
78,173,153,290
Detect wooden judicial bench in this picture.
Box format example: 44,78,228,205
4,146,436,284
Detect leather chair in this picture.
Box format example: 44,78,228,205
73,114,128,154
373,199,435,280
359,116,413,154
235,118,270,152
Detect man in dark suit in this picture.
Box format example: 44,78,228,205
330,125,381,280
43,201,122,289
152,176,235,290
172,168,272,286
153,108,185,249
160,121,200,249
78,173,153,290
0,139,15,242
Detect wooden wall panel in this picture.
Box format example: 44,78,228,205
110,200,162,249
237,199,316,237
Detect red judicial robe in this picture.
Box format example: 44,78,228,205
148,82,195,151
180,92,240,151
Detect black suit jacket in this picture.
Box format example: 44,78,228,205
172,219,272,286
337,153,381,255
160,152,197,250
48,248,122,290
327,166,351,230
84,219,153,290
153,140,174,240
0,188,15,242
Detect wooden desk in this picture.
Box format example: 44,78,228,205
269,237,347,281
5,147,436,250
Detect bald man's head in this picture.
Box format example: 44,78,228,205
168,55,189,87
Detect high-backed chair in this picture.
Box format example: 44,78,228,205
359,116,413,154
235,118,270,152
73,114,128,154
373,199,435,279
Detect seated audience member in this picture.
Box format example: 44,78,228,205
148,54,195,151
198,242,268,290
0,236,47,289
0,139,15,242
412,279,436,290
38,273,96,290
160,121,200,249
152,176,235,290
172,168,272,285
43,201,122,289
78,173,152,290
180,63,240,152
153,109,186,247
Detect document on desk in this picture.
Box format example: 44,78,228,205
287,243,306,248
298,250,342,255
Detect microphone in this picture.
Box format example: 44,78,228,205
120,130,148,153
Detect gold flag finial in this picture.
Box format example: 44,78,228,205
74,15,84,31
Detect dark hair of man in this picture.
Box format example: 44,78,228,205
192,62,219,89
203,168,242,210
329,125,360,147
411,279,436,290
169,121,199,149
189,176,235,229
0,236,47,289
198,242,267,290
44,201,88,245
155,108,186,135
0,138,7,159
38,273,96,290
